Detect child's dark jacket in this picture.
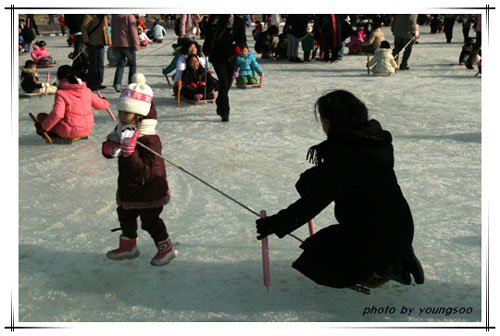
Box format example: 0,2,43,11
20,67,42,93
269,119,414,288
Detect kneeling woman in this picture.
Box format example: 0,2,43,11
256,90,424,288
35,65,109,139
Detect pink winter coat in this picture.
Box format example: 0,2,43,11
41,79,109,138
30,45,51,62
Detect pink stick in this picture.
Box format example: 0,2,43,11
44,72,50,96
260,210,271,289
308,219,316,236
96,90,116,121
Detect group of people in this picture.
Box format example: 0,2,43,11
23,12,487,290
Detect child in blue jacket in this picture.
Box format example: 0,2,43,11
235,44,264,85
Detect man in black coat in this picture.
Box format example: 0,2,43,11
203,15,246,122
256,90,424,289
286,14,308,62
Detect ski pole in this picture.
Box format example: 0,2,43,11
135,141,304,243
96,90,116,121
367,54,370,74
308,219,316,235
29,112,52,143
44,71,50,96
260,210,271,291
176,79,182,106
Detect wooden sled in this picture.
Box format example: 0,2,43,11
180,97,215,105
20,91,45,98
236,83,262,89
47,133,91,144
37,63,57,68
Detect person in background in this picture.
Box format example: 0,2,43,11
111,14,140,92
82,14,112,90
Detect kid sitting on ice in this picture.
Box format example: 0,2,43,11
255,89,424,289
20,60,57,94
180,54,218,101
102,73,177,266
252,21,264,41
345,29,365,54
366,40,398,75
30,41,57,66
138,26,153,47
301,25,315,62
34,65,109,139
235,44,264,85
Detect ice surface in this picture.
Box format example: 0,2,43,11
17,24,482,323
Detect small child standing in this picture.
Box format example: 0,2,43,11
235,44,264,85
366,40,398,75
35,65,108,138
30,41,57,65
301,25,315,62
458,37,475,65
252,21,264,41
180,54,218,100
20,60,57,94
102,73,177,266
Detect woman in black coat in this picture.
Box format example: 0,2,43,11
203,14,246,122
256,90,424,288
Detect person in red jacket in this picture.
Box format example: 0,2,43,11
102,73,177,267
35,65,109,139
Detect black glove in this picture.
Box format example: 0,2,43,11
256,216,278,240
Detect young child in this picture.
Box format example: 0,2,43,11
138,26,153,47
458,37,475,65
171,41,209,92
252,21,264,41
301,25,315,62
20,60,57,94
366,40,399,75
152,21,167,43
180,54,218,100
255,90,424,289
31,41,57,65
235,44,263,85
102,73,177,266
19,27,29,54
34,65,109,139
345,29,365,54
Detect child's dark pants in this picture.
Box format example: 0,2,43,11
117,206,168,244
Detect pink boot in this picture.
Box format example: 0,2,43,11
194,93,203,101
150,238,177,266
106,235,140,260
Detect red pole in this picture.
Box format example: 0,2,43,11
44,72,50,96
308,219,316,235
96,90,116,121
260,210,271,290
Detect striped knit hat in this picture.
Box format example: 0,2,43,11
117,73,153,116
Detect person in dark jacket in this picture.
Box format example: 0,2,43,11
317,14,344,63
203,14,246,122
256,90,424,289
254,25,279,58
103,73,177,267
286,14,309,62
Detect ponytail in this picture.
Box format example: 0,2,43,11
57,65,79,84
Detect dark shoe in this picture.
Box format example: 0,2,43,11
113,86,121,93
98,85,106,90
221,115,229,122
399,65,410,70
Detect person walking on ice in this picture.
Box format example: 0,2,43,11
102,73,178,266
256,90,424,289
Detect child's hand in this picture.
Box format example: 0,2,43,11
256,216,277,240
102,141,122,158
120,129,140,157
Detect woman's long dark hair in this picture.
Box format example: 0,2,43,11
314,90,368,135
182,54,206,83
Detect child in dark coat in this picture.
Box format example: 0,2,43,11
180,54,218,101
103,73,177,266
256,90,424,289
20,60,57,93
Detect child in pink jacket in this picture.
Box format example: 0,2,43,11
30,41,57,65
345,30,365,54
35,65,109,139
